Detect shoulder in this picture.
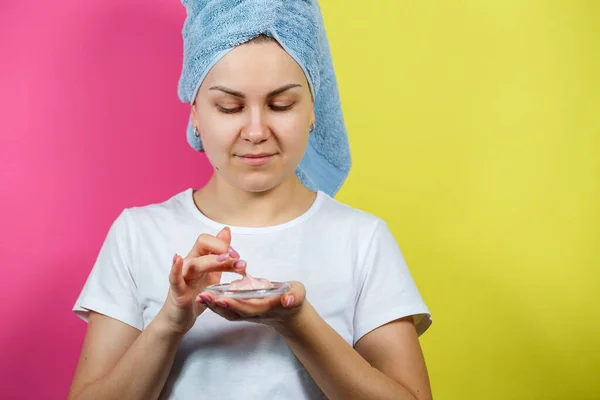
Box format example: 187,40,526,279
315,192,391,242
121,188,193,227
98,189,192,254
318,192,387,227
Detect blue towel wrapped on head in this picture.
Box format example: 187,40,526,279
177,0,351,197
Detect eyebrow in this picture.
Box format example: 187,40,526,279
208,83,302,99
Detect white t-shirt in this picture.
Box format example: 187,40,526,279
73,189,432,399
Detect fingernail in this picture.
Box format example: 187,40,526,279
199,294,211,304
216,253,229,262
172,253,178,264
215,300,228,308
233,260,246,270
228,247,240,258
285,296,295,307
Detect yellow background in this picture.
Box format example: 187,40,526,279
322,1,600,399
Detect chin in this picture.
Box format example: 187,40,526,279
231,171,293,193
236,179,282,193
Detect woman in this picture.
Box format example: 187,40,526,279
69,1,433,399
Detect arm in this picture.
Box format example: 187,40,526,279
279,302,432,400
70,227,244,400
68,311,183,400
202,221,432,398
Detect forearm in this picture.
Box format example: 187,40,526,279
71,316,183,400
278,302,419,400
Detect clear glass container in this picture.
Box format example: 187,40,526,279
205,282,291,299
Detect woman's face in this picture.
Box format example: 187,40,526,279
191,40,315,193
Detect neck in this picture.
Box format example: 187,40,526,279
193,173,317,228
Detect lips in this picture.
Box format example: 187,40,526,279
240,153,273,158
236,153,276,166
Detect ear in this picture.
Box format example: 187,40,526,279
191,102,199,130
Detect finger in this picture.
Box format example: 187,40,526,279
218,227,241,258
168,254,185,295
197,291,217,305
194,293,211,313
204,270,223,288
205,301,244,322
186,229,238,258
216,295,282,317
281,281,306,309
198,291,263,319
215,226,231,243
182,256,247,281
206,281,306,316
186,233,230,258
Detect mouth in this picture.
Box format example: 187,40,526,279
235,153,277,166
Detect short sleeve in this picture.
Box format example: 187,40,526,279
72,209,144,331
353,220,432,344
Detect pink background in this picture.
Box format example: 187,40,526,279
0,1,212,398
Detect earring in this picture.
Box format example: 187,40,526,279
309,122,316,133
194,127,200,138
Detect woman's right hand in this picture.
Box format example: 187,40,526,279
157,227,246,335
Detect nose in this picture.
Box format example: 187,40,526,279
240,112,270,145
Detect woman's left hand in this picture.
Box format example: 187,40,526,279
197,282,307,332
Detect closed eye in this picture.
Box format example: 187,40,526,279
218,106,244,114
218,104,295,114
270,103,295,112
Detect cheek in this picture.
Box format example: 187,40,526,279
272,109,311,138
269,119,309,160
276,124,310,157
201,132,233,168
198,115,238,151
198,128,235,169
